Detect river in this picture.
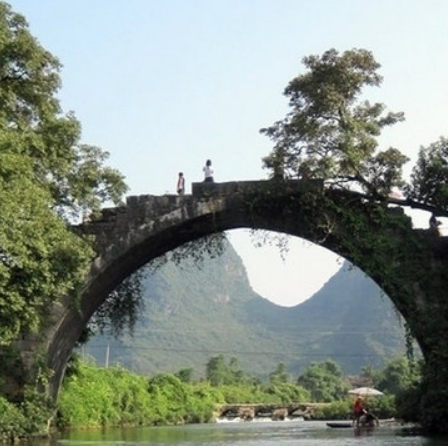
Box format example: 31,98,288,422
32,420,448,446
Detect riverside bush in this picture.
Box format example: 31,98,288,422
312,396,396,420
212,382,310,404
312,400,352,420
57,364,221,428
0,396,26,442
0,390,53,441
57,363,154,427
56,360,401,429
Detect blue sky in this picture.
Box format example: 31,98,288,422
9,0,448,305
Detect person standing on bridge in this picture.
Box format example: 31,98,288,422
429,213,441,236
177,172,185,195
203,159,214,182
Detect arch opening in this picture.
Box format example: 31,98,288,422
33,185,445,401
81,228,416,384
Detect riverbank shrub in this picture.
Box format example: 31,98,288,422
57,363,154,427
312,395,396,420
366,394,396,419
0,389,54,441
312,400,352,420
207,382,310,405
57,364,221,428
55,359,406,429
0,396,26,442
146,374,218,425
395,382,421,422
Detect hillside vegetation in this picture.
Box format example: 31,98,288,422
84,237,407,378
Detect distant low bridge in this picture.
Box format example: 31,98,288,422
218,402,329,421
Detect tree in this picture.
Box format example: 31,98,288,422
269,363,289,384
205,355,249,386
374,356,420,396
175,368,194,384
407,137,448,212
297,360,349,402
260,48,408,198
0,2,127,344
86,269,147,339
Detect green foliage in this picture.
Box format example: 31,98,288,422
407,136,448,210
0,1,128,345
0,388,54,441
57,363,220,428
269,363,289,384
206,355,252,386
364,394,396,419
57,359,314,428
312,395,396,420
0,346,27,394
148,233,226,272
261,48,408,197
84,233,227,344
260,382,310,403
0,150,94,343
258,51,448,435
214,381,309,404
395,382,422,423
0,395,26,441
54,356,433,429
147,373,216,425
87,268,147,339
374,356,421,396
85,241,409,379
175,368,194,383
297,360,350,402
58,362,155,427
416,354,448,433
312,399,352,420
147,374,191,424
18,387,54,435
188,383,223,423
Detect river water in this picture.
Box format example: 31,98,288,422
33,420,448,446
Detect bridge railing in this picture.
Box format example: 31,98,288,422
192,179,324,197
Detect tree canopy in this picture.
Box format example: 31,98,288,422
297,360,349,402
261,48,448,215
206,355,249,386
407,137,448,211
0,2,127,344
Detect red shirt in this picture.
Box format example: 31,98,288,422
354,398,364,414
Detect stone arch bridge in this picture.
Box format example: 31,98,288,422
10,180,448,403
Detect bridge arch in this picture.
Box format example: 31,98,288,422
15,181,448,404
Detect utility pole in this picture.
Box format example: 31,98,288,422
105,344,109,368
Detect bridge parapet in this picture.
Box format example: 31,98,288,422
192,180,267,197
192,179,324,197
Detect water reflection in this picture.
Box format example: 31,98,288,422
30,420,448,446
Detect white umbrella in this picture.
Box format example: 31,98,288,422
348,387,384,397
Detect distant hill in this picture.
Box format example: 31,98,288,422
84,238,408,379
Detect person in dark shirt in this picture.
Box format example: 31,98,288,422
177,172,185,195
429,213,441,236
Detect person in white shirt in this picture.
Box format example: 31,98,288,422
203,159,214,182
